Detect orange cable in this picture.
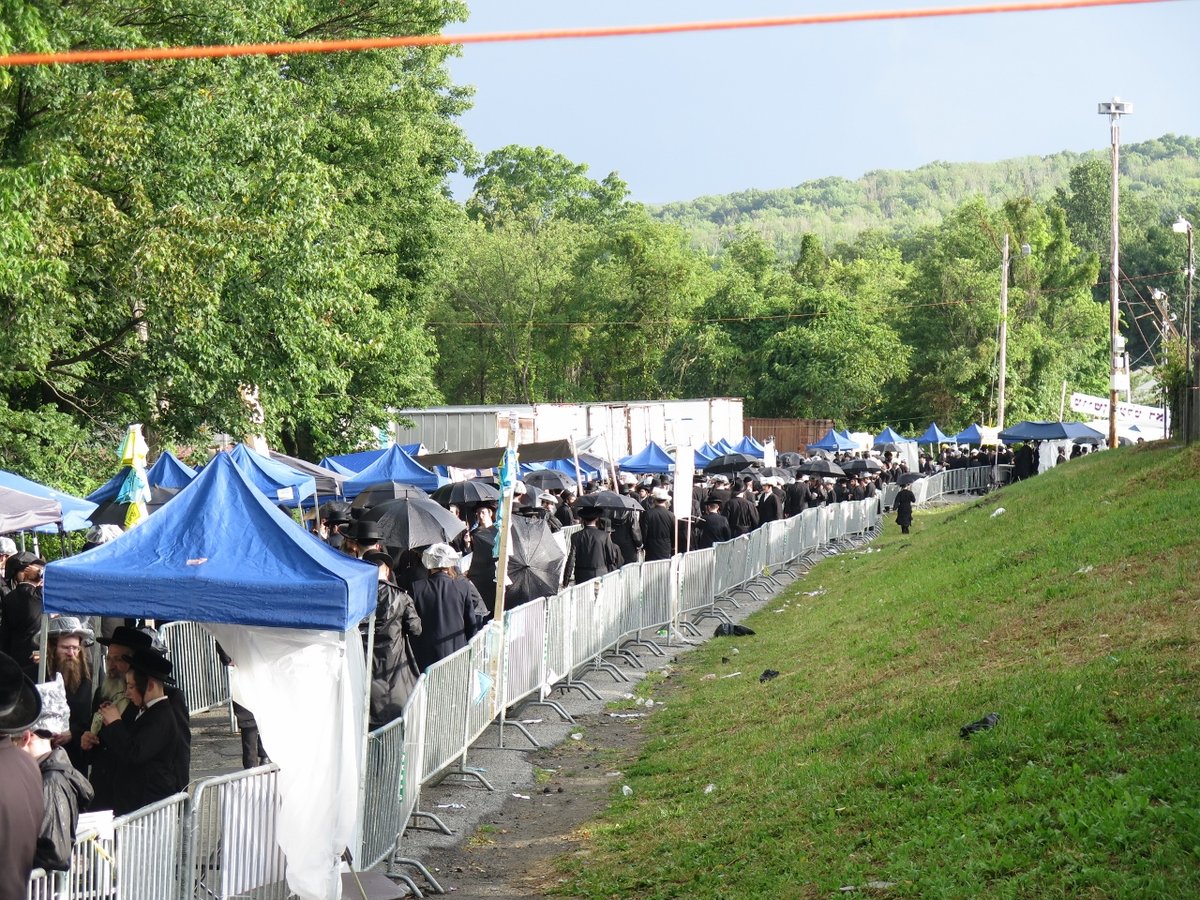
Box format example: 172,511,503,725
0,0,1180,67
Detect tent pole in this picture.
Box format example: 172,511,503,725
488,416,520,751
569,436,583,493
36,615,49,682
355,613,376,867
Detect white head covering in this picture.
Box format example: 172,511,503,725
85,524,125,545
31,675,71,736
422,542,461,570
47,616,96,645
0,537,17,556
650,487,671,501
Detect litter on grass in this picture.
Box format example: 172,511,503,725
1075,565,1094,574
803,589,827,597
721,672,743,679
621,785,634,797
511,793,530,800
704,784,716,794
759,669,780,683
436,803,466,810
570,732,583,741
960,712,1000,738
520,719,543,724
991,507,1006,517
608,712,646,719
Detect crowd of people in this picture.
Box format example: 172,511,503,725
0,439,1036,895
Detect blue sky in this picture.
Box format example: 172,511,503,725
446,1,1199,204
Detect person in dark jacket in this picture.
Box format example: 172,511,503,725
609,508,643,568
95,647,187,815
894,485,917,534
15,676,94,871
362,551,423,727
757,478,784,525
722,489,759,537
410,544,483,672
0,554,45,679
696,499,732,550
641,488,676,561
0,650,44,900
566,508,623,584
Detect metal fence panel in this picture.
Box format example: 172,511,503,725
640,558,674,629
462,624,504,751
185,767,287,900
418,648,472,782
25,869,54,900
360,717,406,870
542,589,574,693
399,678,428,837
160,621,230,715
502,598,548,708
113,792,188,900
594,570,627,653
678,548,715,616
617,562,643,638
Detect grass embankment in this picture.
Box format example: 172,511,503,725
561,443,1200,898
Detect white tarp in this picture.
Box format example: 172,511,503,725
205,624,366,900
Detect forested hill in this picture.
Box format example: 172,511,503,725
653,133,1200,256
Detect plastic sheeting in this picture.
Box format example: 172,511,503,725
207,624,366,900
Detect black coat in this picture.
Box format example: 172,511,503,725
410,573,482,671
36,748,93,871
610,511,642,567
567,526,622,584
641,506,676,561
783,482,809,517
61,675,93,773
696,513,732,550
0,741,42,900
895,488,916,527
364,581,423,728
722,495,759,536
757,490,783,525
99,700,187,816
0,584,42,678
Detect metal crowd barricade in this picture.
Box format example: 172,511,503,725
418,648,473,784
360,716,406,870
62,825,116,900
160,621,232,717
25,869,53,900
678,547,722,629
184,767,287,900
502,598,549,709
639,557,675,633
114,792,189,900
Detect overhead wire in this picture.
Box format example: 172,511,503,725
0,0,1180,68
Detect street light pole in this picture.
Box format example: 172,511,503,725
1173,216,1194,445
998,233,1009,432
1099,97,1132,450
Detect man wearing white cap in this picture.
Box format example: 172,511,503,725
642,486,676,561
45,617,96,772
409,543,484,671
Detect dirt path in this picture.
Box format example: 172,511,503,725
417,710,653,898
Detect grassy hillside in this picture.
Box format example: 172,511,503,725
653,133,1200,256
561,442,1200,898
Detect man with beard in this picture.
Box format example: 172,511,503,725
0,554,45,678
45,618,95,772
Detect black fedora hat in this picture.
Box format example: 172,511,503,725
0,651,42,734
97,625,155,651
346,520,385,543
127,646,176,687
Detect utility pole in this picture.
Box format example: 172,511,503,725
998,233,1009,431
1099,97,1132,450
1173,216,1195,445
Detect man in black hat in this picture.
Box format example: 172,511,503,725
642,487,676,561
95,646,188,815
319,502,352,550
565,507,622,585
84,627,190,811
0,650,44,900
341,519,385,559
0,553,46,678
696,499,732,550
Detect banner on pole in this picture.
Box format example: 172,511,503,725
1068,392,1167,426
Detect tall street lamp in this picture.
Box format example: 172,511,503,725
1172,215,1194,445
1099,97,1132,450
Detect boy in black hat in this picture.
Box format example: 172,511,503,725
95,646,188,815
341,519,385,559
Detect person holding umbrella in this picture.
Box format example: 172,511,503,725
410,544,485,672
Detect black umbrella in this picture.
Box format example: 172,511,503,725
359,497,465,549
505,516,567,607
89,486,180,527
350,482,429,509
523,469,576,492
574,490,640,512
796,459,846,477
704,453,759,474
756,466,796,481
842,458,883,473
896,472,925,486
430,480,500,508
777,452,804,467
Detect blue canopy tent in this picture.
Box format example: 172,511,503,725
542,456,601,481
693,444,719,468
320,444,423,475
87,451,198,507
228,444,317,508
618,441,676,474
873,426,914,448
917,422,953,446
712,438,736,455
0,470,97,532
318,457,358,477
44,453,375,896
46,453,373,628
952,423,1002,445
342,445,446,498
730,435,766,459
998,421,1106,444
808,428,858,452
